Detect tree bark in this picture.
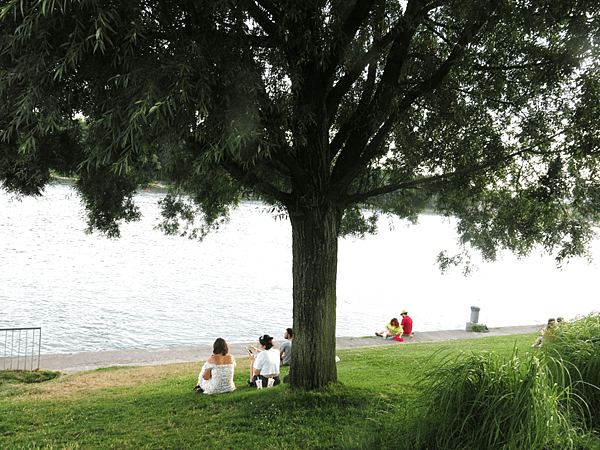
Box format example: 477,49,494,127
288,200,342,389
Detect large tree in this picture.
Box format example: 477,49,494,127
1,0,600,389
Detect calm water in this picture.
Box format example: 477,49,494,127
1,181,598,354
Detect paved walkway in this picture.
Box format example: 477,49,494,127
31,324,540,374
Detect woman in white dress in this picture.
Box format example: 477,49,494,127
248,334,281,388
195,338,236,394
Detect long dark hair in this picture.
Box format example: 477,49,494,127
213,338,228,356
259,334,274,350
391,318,400,328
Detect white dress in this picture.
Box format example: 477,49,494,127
197,361,236,394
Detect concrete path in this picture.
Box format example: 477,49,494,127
30,324,540,374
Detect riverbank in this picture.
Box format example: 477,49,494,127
35,324,540,373
9,329,593,450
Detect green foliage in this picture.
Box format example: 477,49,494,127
339,204,378,238
76,165,142,238
154,146,243,239
0,122,85,196
1,0,599,257
543,312,600,427
466,324,489,332
412,350,582,450
437,249,476,276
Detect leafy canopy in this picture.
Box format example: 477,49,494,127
1,0,600,263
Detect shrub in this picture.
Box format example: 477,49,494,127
543,312,600,427
410,349,581,450
466,324,488,333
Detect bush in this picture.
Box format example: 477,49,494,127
410,349,582,450
466,324,489,333
543,312,600,427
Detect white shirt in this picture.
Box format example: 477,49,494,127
254,348,280,376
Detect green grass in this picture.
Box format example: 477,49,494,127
411,350,581,449
542,311,600,427
0,369,60,384
1,333,598,449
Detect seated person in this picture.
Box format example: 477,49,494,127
532,318,556,347
400,310,413,338
248,334,281,388
195,338,236,394
375,318,403,339
280,327,293,366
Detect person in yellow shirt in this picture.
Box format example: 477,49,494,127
375,318,403,339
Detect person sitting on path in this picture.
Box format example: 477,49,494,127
375,318,403,339
400,310,413,338
194,338,236,394
248,334,281,388
532,318,556,347
280,327,293,366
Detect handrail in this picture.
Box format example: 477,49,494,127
1,327,42,371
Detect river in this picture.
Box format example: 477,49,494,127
1,181,598,354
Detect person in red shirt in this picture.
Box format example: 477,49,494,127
400,310,413,338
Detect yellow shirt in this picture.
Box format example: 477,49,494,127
386,321,403,335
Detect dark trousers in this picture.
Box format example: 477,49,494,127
250,374,281,387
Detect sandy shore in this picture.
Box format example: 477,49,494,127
11,324,540,374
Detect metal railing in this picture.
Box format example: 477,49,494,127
1,327,42,371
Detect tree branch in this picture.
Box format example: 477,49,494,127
245,0,281,39
325,18,404,130
343,132,567,206
220,156,293,205
328,1,429,169
474,62,549,71
322,0,377,83
333,7,491,193
254,0,282,20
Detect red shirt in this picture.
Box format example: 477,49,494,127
401,315,413,335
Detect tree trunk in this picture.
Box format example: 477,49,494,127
288,200,342,390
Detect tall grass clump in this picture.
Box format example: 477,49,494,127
410,349,580,450
542,312,600,427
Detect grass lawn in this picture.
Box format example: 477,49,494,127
0,333,591,449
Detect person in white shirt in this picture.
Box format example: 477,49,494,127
248,334,281,388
